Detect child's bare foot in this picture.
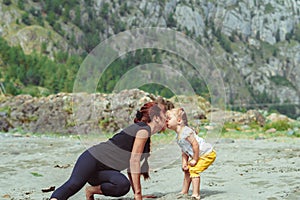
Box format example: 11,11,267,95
85,186,95,200
175,192,188,199
191,195,200,200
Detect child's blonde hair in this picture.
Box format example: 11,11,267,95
172,108,189,126
170,108,200,135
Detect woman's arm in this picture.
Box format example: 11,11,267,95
186,135,199,166
130,129,149,200
127,171,134,192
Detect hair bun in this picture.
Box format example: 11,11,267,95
136,110,143,120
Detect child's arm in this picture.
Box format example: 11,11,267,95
182,151,189,171
186,135,199,167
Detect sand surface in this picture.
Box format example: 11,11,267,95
0,133,299,200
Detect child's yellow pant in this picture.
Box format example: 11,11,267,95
188,150,216,178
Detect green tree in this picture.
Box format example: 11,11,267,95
41,42,47,54
37,14,44,26
275,29,281,42
256,31,260,40
3,0,12,6
84,33,100,52
285,32,293,42
62,5,70,23
64,56,81,92
74,7,81,26
166,13,177,28
101,3,110,20
17,0,25,9
46,11,56,26
55,51,68,63
29,7,41,17
52,0,62,15
119,2,128,16
4,77,19,95
216,29,233,53
53,22,64,36
113,20,126,34
26,68,41,85
22,13,31,25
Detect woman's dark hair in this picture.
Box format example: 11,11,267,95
134,102,163,123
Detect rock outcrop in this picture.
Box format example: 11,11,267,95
0,89,165,134
0,89,297,134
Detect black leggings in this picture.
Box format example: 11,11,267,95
50,150,131,200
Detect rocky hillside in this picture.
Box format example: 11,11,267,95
0,0,300,117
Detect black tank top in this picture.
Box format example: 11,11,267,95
88,122,151,171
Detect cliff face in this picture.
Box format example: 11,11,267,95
170,0,300,109
134,0,299,44
210,0,299,44
0,0,299,115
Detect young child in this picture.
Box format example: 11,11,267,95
166,108,216,200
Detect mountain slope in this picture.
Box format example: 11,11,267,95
0,0,299,117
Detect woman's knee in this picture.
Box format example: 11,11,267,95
114,178,130,196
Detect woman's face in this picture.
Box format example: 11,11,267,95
157,109,167,132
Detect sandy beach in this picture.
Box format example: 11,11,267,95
0,133,299,200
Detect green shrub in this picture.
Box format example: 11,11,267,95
222,122,240,132
20,86,50,97
0,106,11,116
263,120,291,131
248,121,261,130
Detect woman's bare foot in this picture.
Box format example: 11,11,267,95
85,185,102,200
85,186,95,200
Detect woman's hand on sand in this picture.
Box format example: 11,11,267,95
134,193,142,200
143,194,157,198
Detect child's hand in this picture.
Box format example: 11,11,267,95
182,164,189,171
189,159,197,167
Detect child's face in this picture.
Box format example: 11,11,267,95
166,110,178,130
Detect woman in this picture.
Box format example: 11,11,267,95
50,101,167,200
